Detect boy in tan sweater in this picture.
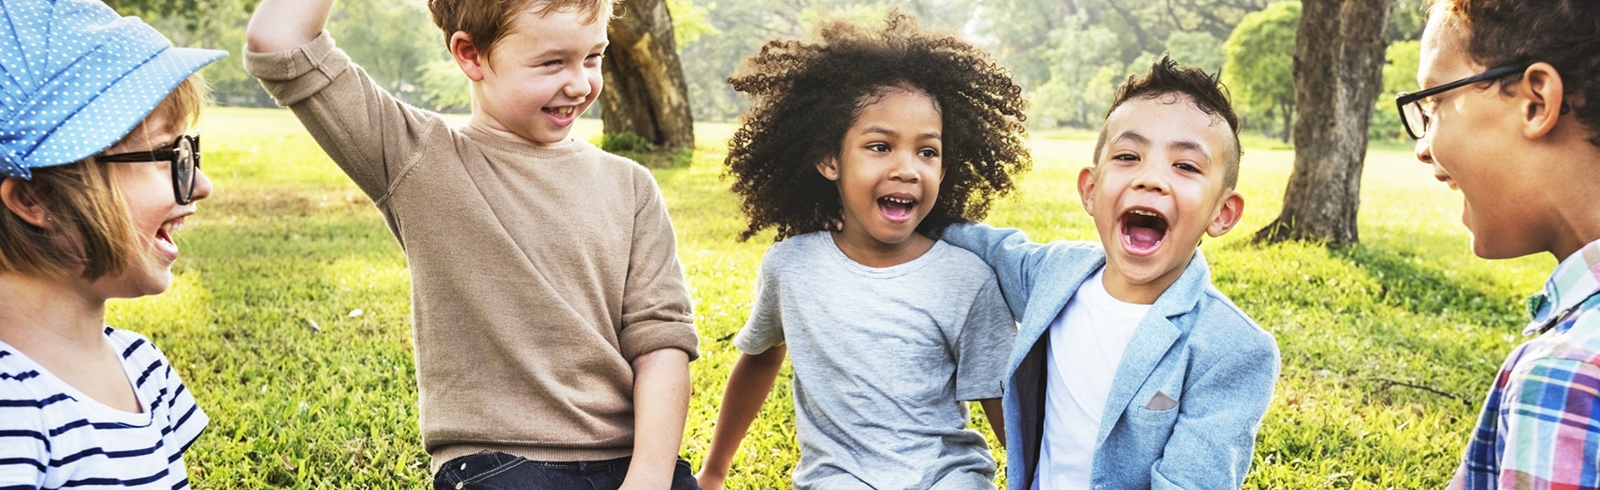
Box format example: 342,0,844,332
244,1,700,488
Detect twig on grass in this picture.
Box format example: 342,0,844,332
1369,377,1470,407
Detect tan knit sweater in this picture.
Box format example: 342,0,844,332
244,33,699,471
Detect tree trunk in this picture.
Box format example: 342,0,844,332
1254,0,1393,244
601,0,694,149
1280,103,1292,143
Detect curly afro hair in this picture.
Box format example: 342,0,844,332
724,11,1031,242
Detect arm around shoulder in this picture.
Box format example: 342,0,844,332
1150,327,1280,490
939,222,1051,316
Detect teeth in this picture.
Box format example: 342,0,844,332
1130,209,1157,217
882,197,913,205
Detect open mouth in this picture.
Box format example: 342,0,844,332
1120,208,1168,255
543,106,577,118
877,194,918,223
156,217,184,254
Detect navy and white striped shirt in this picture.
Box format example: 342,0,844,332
0,327,207,490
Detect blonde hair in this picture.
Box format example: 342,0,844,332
428,0,616,59
0,74,208,281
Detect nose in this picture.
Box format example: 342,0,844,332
888,152,921,183
1129,161,1168,194
1414,132,1435,166
189,166,214,203
563,65,595,100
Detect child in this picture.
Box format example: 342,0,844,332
0,0,224,487
939,57,1280,489
694,13,1029,490
244,0,700,487
1400,1,1600,487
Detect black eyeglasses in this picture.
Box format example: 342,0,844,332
1395,63,1531,140
97,134,201,205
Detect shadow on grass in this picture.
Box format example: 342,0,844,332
1330,243,1524,326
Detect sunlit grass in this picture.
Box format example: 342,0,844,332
114,107,1549,488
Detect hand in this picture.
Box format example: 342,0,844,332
695,469,726,490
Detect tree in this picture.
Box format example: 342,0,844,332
602,0,695,149
1223,1,1298,142
1255,0,1394,244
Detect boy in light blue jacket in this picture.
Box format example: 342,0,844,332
941,56,1280,489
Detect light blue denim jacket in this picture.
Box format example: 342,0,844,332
942,223,1280,490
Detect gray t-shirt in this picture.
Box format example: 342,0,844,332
735,231,1016,490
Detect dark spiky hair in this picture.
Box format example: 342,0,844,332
1093,55,1243,189
723,11,1031,242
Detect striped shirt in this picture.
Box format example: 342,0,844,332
0,327,207,490
1451,239,1600,489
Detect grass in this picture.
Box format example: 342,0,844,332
113,106,1551,488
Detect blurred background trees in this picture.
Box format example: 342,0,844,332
114,0,1435,243
114,0,1428,142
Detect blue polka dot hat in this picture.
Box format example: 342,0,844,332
0,0,226,180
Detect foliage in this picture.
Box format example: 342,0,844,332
1165,30,1227,74
1029,20,1124,128
1224,1,1300,140
1371,40,1422,143
1391,0,1429,42
667,0,719,47
123,107,1550,488
675,0,975,122
121,0,461,111
601,131,658,153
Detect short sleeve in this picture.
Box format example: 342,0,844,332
954,274,1016,401
733,251,786,355
0,366,48,488
1494,356,1600,488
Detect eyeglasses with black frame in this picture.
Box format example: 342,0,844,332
1395,63,1531,140
96,134,202,205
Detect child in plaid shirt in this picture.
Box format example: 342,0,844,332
1401,0,1600,487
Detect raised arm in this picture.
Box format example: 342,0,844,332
245,0,334,53
695,346,787,490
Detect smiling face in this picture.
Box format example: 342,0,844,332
91,113,212,299
1083,95,1243,304
462,6,607,146
1413,9,1555,259
817,87,945,265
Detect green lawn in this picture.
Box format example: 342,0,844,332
116,106,1551,488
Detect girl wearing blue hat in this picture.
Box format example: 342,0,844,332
0,0,225,488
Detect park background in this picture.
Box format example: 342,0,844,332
101,0,1551,487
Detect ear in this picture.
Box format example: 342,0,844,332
1,179,52,229
1518,62,1566,140
816,155,841,181
1206,190,1245,237
1077,166,1097,214
450,31,488,82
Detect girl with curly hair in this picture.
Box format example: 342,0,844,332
696,12,1030,490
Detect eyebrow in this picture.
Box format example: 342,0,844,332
528,41,609,59
860,126,941,140
1111,131,1212,163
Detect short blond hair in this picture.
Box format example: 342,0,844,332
0,74,208,281
428,0,616,59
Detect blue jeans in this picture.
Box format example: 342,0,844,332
432,452,700,490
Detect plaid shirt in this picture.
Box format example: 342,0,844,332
1451,240,1600,490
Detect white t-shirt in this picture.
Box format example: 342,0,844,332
0,327,208,489
1032,269,1151,490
